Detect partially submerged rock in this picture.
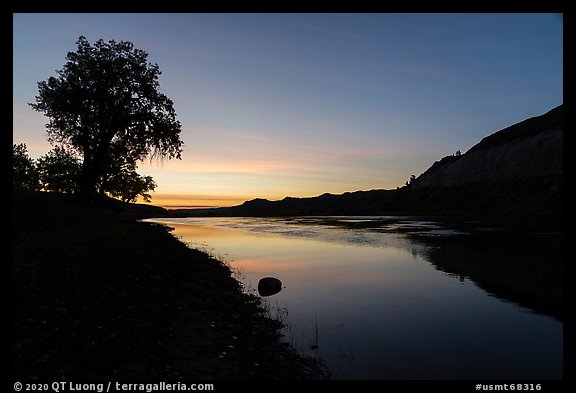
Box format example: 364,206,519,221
258,277,282,297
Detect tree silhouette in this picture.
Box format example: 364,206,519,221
30,36,183,206
13,143,40,191
36,146,81,194
106,170,157,206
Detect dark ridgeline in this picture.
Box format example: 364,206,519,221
176,104,562,218
405,104,562,216
170,105,564,323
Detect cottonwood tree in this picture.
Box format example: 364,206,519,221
30,36,183,206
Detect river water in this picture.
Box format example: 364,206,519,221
143,216,562,380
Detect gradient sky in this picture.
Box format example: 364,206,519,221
13,13,563,208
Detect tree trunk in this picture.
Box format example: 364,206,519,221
79,153,96,209
79,140,110,209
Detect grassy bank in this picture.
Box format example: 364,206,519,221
13,191,327,380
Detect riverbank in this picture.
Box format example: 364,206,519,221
13,191,328,380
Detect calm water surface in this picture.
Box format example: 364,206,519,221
144,216,562,380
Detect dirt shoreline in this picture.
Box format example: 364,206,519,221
13,191,328,380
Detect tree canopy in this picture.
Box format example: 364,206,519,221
12,143,157,205
13,143,40,191
35,145,81,194
30,36,183,206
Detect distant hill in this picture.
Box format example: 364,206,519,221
172,105,563,217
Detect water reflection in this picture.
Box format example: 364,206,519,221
144,216,562,380
410,230,563,321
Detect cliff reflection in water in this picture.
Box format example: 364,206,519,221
144,216,562,379
316,216,563,322
408,221,563,321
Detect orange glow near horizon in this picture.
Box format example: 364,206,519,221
147,219,422,290
138,193,251,209
131,124,418,205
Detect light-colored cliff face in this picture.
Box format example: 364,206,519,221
191,105,563,217
411,105,563,190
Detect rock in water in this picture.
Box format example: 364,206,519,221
257,277,282,297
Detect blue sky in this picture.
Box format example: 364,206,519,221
13,13,563,207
